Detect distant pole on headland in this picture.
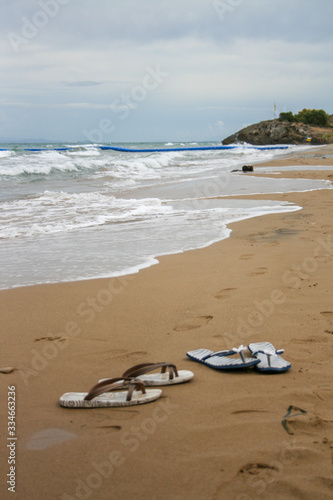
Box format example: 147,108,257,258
274,103,277,119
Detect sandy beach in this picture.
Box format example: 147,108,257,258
1,145,333,500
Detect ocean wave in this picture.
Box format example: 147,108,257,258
0,142,296,181
67,146,101,156
0,150,15,159
0,161,79,177
0,145,184,180
0,190,173,239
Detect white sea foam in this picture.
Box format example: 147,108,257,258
67,146,101,156
0,150,13,158
0,199,301,289
0,190,173,239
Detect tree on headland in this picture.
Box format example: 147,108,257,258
279,109,330,127
278,111,294,122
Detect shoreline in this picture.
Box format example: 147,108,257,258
1,145,332,499
1,145,332,292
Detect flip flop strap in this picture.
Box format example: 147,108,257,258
257,348,284,366
122,362,179,380
202,345,247,362
231,345,247,363
84,377,146,402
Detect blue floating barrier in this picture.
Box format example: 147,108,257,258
99,145,288,153
100,145,238,152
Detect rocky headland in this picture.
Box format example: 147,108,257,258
222,115,333,146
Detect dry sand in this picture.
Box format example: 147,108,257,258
1,145,333,500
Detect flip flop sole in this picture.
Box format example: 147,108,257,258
186,351,260,370
59,389,162,408
256,365,291,373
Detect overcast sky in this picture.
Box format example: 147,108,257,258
1,0,333,143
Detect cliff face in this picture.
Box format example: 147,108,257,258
222,118,333,145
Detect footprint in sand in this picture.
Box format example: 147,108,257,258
79,349,147,363
173,315,213,332
214,462,280,499
292,336,324,344
239,254,254,260
95,425,122,431
104,350,147,361
214,288,237,299
238,462,279,476
34,336,66,342
283,412,331,436
248,267,268,276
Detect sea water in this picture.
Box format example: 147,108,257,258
0,141,331,289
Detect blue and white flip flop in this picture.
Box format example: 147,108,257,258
248,342,291,373
186,345,260,370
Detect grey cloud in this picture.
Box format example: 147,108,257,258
1,0,333,142
62,81,104,87
3,0,333,48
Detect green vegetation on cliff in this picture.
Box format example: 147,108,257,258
279,108,330,127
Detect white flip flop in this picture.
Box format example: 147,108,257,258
59,377,162,408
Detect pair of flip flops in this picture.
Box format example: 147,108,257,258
59,362,194,408
186,342,291,373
